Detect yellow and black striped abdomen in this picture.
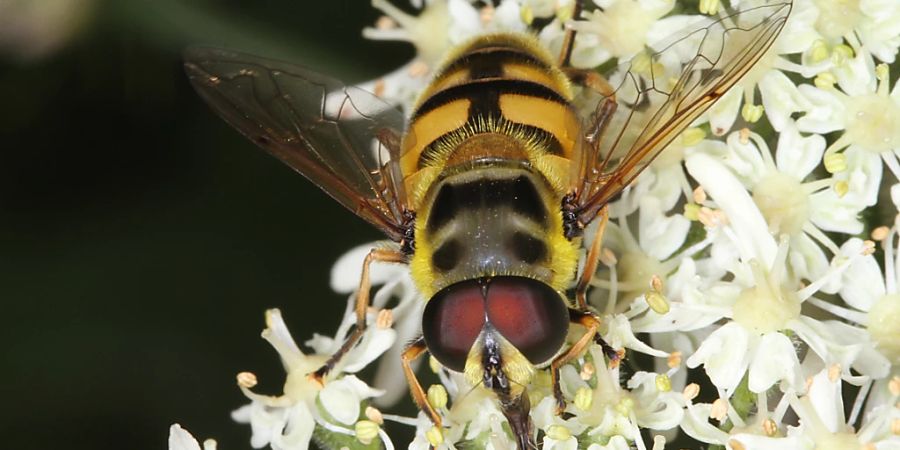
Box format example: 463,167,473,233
400,33,581,206
404,33,582,298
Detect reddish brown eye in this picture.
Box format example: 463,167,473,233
422,280,487,372
485,277,568,365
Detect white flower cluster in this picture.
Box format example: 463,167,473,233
171,0,900,449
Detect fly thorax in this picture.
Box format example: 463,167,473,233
421,165,557,291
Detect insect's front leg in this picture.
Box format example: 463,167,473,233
574,206,609,310
557,0,586,68
550,309,622,416
310,247,406,384
402,337,443,428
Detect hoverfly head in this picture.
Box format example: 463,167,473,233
422,276,570,396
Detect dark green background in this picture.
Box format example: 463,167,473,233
1,1,412,448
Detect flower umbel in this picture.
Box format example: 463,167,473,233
173,0,900,449
230,308,396,450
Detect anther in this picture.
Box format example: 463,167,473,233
376,309,393,329
693,186,707,204
763,418,778,436
862,240,876,256
824,152,847,173
600,248,618,266
365,406,384,425
655,374,672,392
667,351,682,369
828,364,842,382
237,371,258,388
375,16,397,30
872,226,890,241
408,61,429,77
683,383,700,401
710,398,728,421
580,361,596,380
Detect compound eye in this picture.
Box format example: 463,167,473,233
422,280,486,372
485,277,569,365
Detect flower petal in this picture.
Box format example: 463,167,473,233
748,331,803,393
839,238,885,312
319,375,382,425
168,425,203,450
686,322,752,394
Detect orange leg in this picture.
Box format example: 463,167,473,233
556,0,585,68
402,337,442,428
562,67,617,100
574,206,609,310
310,247,406,383
550,309,622,415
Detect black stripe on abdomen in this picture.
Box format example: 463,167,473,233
443,46,550,80
412,78,567,121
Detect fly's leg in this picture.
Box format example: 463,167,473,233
375,128,402,154
561,91,617,239
562,67,617,100
402,337,442,428
550,309,622,415
557,0,586,68
556,0,617,101
574,205,609,310
310,247,406,384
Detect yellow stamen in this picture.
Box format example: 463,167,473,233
355,420,380,445
833,181,849,198
699,0,720,15
426,426,444,446
547,425,571,441
427,384,448,409
824,152,847,173
655,374,672,392
574,387,593,411
682,127,706,147
684,203,700,221
520,4,534,25
815,72,837,89
831,44,854,65
645,291,670,314
809,40,829,63
741,103,764,123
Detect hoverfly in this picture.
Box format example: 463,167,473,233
185,1,791,447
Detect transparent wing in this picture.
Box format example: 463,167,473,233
184,47,410,241
572,1,792,224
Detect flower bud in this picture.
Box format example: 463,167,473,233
426,426,444,446
427,384,448,409
546,425,571,441
355,420,379,445
574,387,593,411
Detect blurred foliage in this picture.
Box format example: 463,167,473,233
0,0,413,448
